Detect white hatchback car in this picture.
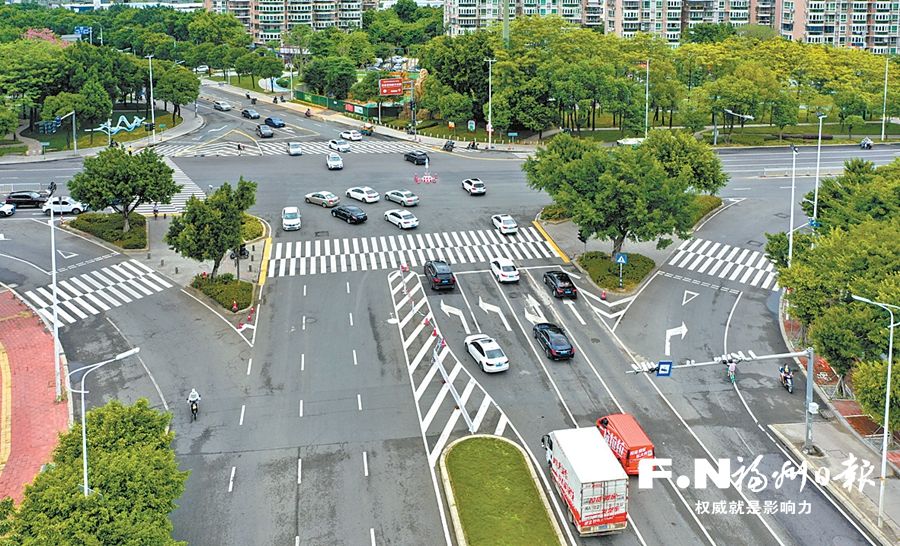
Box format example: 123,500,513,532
490,257,520,283
326,153,343,170
384,209,418,229
281,206,301,231
464,334,510,373
491,214,518,234
340,130,363,141
286,142,302,156
213,101,232,111
329,139,351,152
345,186,380,203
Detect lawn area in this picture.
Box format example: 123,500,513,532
0,142,28,156
578,251,655,291
68,212,147,250
20,106,179,151
206,73,291,94
191,273,254,310
444,437,561,546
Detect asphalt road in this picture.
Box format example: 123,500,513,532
2,114,895,545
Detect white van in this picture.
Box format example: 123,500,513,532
281,206,301,231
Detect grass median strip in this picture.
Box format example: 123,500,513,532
445,436,561,546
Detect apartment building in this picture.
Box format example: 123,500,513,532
444,0,603,35
603,0,897,52
205,0,363,44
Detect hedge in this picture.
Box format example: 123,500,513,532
578,251,655,291
191,273,254,310
69,212,147,249
242,213,264,241
540,204,571,221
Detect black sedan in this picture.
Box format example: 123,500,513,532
5,190,49,208
533,323,575,360
404,150,429,165
331,205,367,224
543,270,578,298
242,109,260,119
265,117,286,128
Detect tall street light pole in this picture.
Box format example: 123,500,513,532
813,112,827,221
66,348,141,497
881,56,889,142
850,295,897,529
146,55,157,145
787,143,799,268
644,59,650,138
485,58,496,150
46,180,61,399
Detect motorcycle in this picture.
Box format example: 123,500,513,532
782,371,794,394
190,400,199,420
443,140,455,152
273,97,278,104
861,137,873,150
467,141,477,150
407,128,416,135
305,110,312,118
280,96,285,103
230,245,249,260
726,360,736,384
245,92,251,100
251,97,257,105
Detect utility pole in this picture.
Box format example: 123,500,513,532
485,59,496,149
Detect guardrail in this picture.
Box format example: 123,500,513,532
0,182,51,194
761,167,846,178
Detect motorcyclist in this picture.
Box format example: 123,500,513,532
187,388,201,404
780,364,793,386
861,137,873,149
727,359,737,380
245,92,251,100
305,109,312,117
273,96,278,104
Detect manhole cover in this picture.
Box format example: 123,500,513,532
306,318,317,324
508,292,519,299
315,231,329,237
747,239,764,247
774,212,789,219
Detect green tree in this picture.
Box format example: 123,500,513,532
853,358,900,431
235,52,257,85
1,399,188,545
255,55,284,92
283,23,314,78
844,114,865,139
394,0,418,22
685,23,736,44
678,97,709,134
523,134,696,257
769,91,799,140
439,92,472,135
79,78,112,145
343,31,375,68
0,107,18,140
165,176,257,278
68,147,180,233
156,65,200,123
322,57,358,99
833,90,867,129
735,23,777,41
640,129,729,194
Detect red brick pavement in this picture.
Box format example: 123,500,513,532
0,290,69,504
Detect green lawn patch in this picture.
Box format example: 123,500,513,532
445,437,560,546
69,212,147,249
692,195,722,225
540,204,571,221
0,144,28,156
242,213,264,241
21,107,178,151
191,273,254,310
578,251,655,291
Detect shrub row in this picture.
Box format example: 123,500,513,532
691,195,723,225
242,213,264,241
540,204,571,221
69,212,147,249
578,251,655,292
191,273,254,310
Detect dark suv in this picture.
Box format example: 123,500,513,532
424,260,456,291
543,270,578,298
6,190,49,208
533,323,575,360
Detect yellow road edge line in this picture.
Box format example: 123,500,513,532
258,237,273,286
0,341,11,476
532,220,570,264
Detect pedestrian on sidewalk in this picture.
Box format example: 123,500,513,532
127,146,134,156
153,202,159,219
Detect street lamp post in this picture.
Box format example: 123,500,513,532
58,111,77,154
850,295,898,529
644,59,650,139
66,348,141,497
146,55,157,145
485,58,496,149
787,143,799,267
881,56,889,142
722,108,754,144
813,113,827,221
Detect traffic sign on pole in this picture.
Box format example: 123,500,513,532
615,253,628,264
657,361,673,377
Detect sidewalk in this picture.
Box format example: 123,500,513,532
0,289,69,504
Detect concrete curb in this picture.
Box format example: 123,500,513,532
439,434,567,546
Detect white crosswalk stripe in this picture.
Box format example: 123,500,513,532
24,259,173,326
154,139,425,158
267,227,557,278
667,237,779,290
134,157,206,215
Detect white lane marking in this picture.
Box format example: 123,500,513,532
346,281,350,293
477,296,511,331
301,354,305,371
300,400,303,417
363,451,369,477
349,312,353,326
370,529,376,546
239,405,245,425
302,315,306,330
246,358,252,375
298,459,302,484
440,299,470,334
563,299,585,325
353,349,358,366
357,394,362,410
228,467,236,492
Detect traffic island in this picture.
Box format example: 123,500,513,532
440,435,564,546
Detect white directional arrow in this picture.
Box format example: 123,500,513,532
563,300,586,325
0,234,8,240
682,290,699,306
440,299,471,334
523,294,547,325
664,322,688,356
478,296,511,331
57,249,78,259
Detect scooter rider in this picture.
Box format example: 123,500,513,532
779,364,792,386
305,109,312,117
187,388,201,404
245,92,251,100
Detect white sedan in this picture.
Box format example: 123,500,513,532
0,203,15,217
384,209,418,229
340,130,363,141
464,334,510,373
345,186,380,203
490,257,520,283
326,153,343,170
491,214,518,234
385,189,419,207
329,139,351,152
43,196,88,215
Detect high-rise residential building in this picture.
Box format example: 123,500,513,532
444,0,604,36
205,0,363,44
602,0,897,52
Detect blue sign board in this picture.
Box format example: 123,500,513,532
615,253,628,265
657,360,673,377
809,219,821,228
507,132,518,137
74,26,91,35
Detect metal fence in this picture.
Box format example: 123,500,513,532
761,167,846,178
0,182,52,195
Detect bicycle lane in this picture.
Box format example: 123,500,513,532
0,289,69,503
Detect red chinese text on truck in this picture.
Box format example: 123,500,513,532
596,413,655,475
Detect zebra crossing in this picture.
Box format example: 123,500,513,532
134,157,206,215
267,226,558,278
23,259,173,326
153,139,423,158
667,237,779,290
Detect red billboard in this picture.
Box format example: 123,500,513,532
379,78,404,96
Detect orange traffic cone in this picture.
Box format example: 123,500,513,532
232,301,238,312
